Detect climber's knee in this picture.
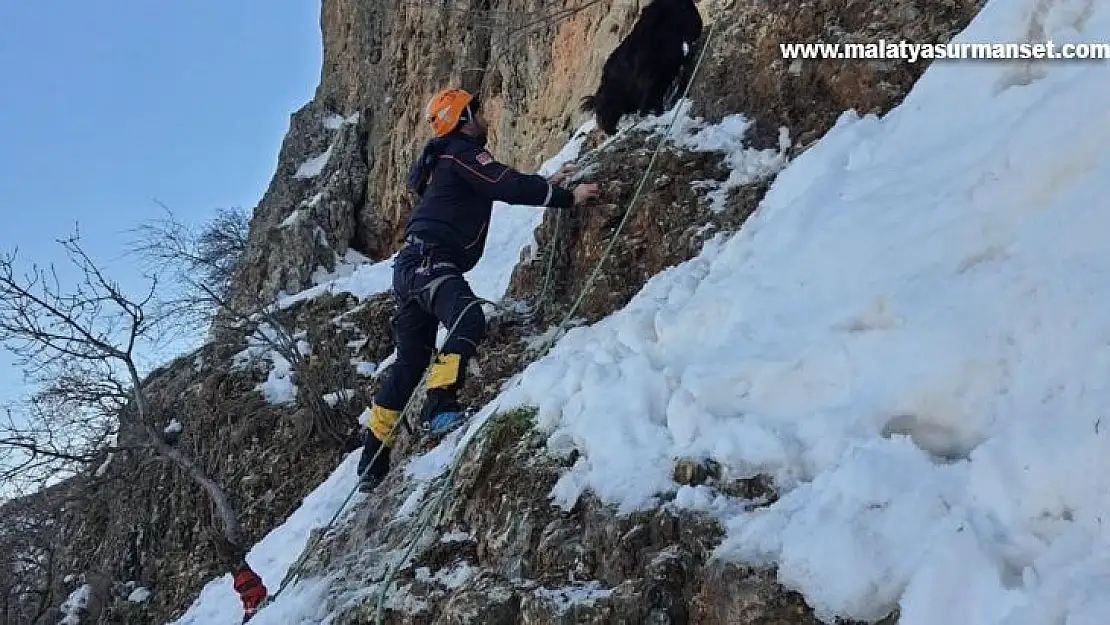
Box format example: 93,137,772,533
428,276,485,358
442,300,485,358
367,404,402,447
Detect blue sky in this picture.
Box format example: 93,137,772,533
0,1,323,403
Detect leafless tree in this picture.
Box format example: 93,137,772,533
0,492,66,625
129,209,354,447
0,399,112,497
0,233,249,561
127,201,249,330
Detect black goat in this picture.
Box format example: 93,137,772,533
580,0,703,135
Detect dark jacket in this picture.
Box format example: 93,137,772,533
404,131,575,272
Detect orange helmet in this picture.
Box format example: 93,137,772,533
424,87,476,137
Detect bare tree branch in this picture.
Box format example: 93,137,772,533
130,209,353,447
126,201,248,330
0,489,69,625
0,232,249,564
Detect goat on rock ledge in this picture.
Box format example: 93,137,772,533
580,0,703,135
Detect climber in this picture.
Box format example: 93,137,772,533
356,86,600,493
232,562,268,622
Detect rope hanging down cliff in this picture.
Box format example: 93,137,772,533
255,17,717,619
372,18,718,624
260,185,567,607
260,139,569,613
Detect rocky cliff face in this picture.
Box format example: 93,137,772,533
230,0,661,309
230,0,979,315
217,0,977,620
228,103,370,313
5,0,980,623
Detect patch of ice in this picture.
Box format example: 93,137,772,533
353,361,378,377
293,146,333,179
58,584,90,625
534,581,613,615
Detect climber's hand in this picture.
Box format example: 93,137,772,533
548,162,578,186
573,183,600,206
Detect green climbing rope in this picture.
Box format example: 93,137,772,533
264,189,570,606
263,296,486,604
372,18,719,624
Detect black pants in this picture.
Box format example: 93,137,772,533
373,241,487,417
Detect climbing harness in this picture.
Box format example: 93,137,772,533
259,18,718,619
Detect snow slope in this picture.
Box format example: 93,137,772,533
167,124,592,625
499,0,1110,622
173,0,1110,621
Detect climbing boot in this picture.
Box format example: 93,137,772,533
421,387,469,437
425,408,469,436
357,435,391,493
420,353,470,437
358,405,399,493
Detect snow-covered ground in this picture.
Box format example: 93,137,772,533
167,453,360,625
59,584,91,625
174,0,1110,622
501,0,1110,622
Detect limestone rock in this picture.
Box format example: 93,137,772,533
690,564,826,625
689,0,981,150
229,102,370,309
